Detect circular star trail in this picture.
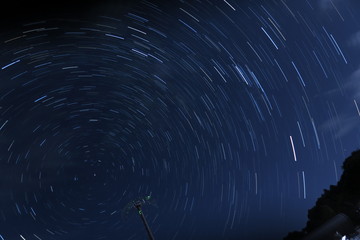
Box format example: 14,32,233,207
0,0,359,239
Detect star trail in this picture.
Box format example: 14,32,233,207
0,0,359,239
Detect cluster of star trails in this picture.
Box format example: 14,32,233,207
0,1,357,239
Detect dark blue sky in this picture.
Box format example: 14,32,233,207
0,0,359,239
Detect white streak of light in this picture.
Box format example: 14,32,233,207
311,118,321,149
354,99,360,116
290,136,297,161
224,0,236,11
33,234,42,240
302,171,306,199
255,172,258,195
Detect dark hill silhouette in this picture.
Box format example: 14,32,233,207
284,150,360,240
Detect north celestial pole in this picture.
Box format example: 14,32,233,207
0,0,359,240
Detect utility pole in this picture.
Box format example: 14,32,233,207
134,200,155,240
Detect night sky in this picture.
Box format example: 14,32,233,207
0,0,360,239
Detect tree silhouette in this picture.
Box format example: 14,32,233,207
284,150,360,239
